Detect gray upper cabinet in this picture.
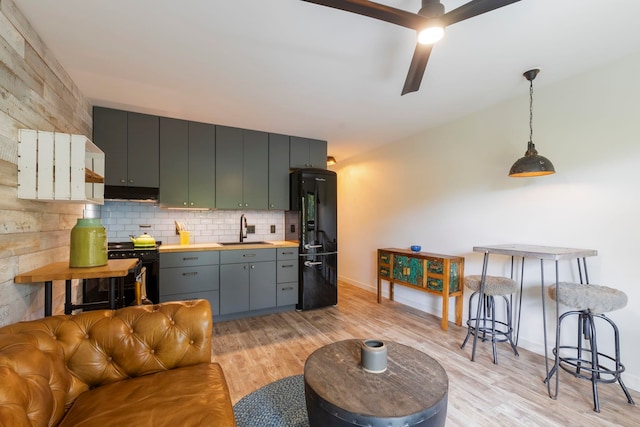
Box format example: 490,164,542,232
268,133,290,210
215,126,268,209
159,117,188,207
93,107,159,188
160,118,215,208
93,107,126,187
290,136,327,169
188,122,216,208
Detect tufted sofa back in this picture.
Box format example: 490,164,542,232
0,299,212,427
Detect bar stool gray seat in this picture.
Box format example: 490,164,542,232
460,275,519,364
547,282,635,412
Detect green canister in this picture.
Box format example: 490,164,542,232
69,218,108,267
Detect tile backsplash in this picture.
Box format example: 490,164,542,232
100,201,286,245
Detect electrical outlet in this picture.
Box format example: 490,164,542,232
290,224,296,233
270,225,276,233
247,225,255,234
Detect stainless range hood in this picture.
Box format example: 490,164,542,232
104,185,159,201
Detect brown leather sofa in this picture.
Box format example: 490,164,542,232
0,299,236,426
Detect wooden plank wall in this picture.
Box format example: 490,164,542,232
0,0,93,325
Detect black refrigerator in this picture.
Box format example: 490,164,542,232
286,168,338,310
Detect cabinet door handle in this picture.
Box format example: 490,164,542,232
281,287,294,291
251,265,255,269
243,254,256,257
281,251,294,255
281,264,294,268
182,272,198,277
183,257,199,261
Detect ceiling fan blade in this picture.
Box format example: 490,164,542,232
401,43,433,96
442,0,521,26
301,0,428,30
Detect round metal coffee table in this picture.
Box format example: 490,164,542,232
304,339,448,427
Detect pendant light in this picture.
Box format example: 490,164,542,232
508,69,555,177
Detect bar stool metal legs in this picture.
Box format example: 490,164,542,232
547,282,635,412
461,275,519,364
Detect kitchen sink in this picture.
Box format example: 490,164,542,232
218,241,270,246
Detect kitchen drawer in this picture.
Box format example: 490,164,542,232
160,251,219,268
277,282,298,306
220,248,276,264
160,265,219,294
159,290,219,316
277,260,298,283
277,247,298,260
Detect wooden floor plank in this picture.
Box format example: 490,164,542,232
212,282,639,426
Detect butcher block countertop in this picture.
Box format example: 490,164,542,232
14,259,139,283
159,240,298,253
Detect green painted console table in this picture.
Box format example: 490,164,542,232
377,248,464,331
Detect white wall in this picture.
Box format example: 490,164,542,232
335,52,640,391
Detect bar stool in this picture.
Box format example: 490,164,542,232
547,282,634,412
461,275,519,364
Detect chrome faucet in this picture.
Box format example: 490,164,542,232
240,214,247,243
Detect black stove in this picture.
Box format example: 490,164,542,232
83,242,160,308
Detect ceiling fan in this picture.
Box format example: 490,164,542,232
301,0,522,95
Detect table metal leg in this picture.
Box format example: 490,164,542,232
470,252,490,362
109,278,116,309
511,256,525,347
44,280,52,317
540,260,560,399
64,279,73,315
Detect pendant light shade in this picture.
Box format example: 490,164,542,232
509,69,555,177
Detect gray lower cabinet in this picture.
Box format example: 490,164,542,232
219,248,277,315
159,251,220,316
276,247,299,306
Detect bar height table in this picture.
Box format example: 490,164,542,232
15,259,140,317
471,244,597,399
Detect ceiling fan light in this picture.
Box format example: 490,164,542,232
417,25,444,45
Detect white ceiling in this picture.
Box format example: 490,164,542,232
13,0,640,163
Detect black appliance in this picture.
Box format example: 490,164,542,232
288,168,338,310
83,241,159,308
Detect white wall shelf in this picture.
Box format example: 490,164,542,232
18,129,104,204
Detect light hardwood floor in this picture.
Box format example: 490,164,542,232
212,282,639,426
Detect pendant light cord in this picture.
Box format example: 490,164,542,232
529,79,534,142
